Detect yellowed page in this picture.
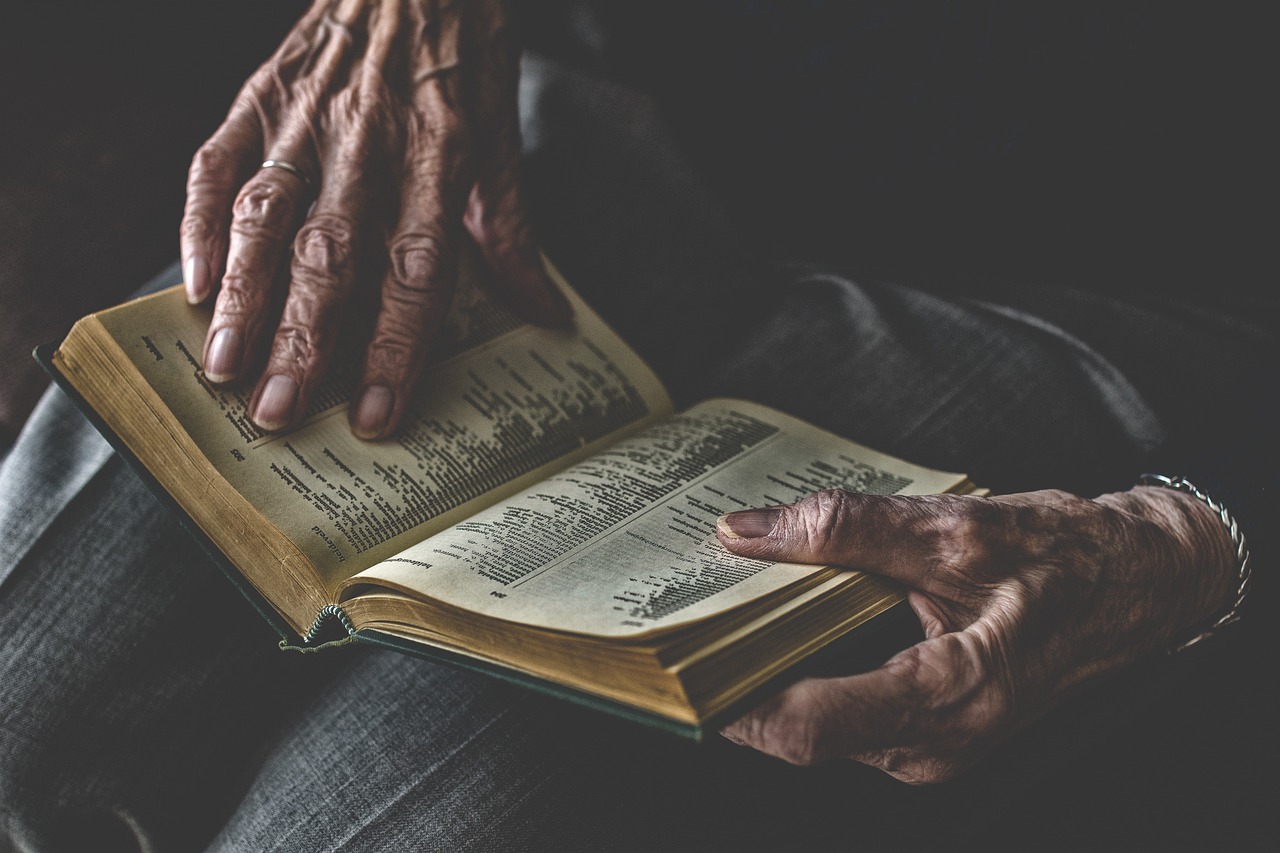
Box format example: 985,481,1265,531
347,398,969,636
92,258,673,591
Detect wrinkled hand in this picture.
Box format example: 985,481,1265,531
181,0,568,439
715,485,1236,783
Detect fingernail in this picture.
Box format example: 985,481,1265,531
254,375,299,430
352,385,393,439
185,256,210,304
717,507,782,540
204,327,242,382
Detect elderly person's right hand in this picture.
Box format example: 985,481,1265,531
181,0,568,440
716,484,1241,782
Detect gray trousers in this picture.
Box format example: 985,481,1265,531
1,57,1269,852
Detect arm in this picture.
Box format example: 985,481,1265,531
180,0,568,439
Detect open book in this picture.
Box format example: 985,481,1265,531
41,258,978,737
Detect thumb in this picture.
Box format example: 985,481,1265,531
715,488,959,592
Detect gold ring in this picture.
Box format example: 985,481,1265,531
260,159,311,186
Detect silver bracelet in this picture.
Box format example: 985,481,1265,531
1138,473,1252,653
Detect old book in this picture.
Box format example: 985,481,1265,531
39,257,978,738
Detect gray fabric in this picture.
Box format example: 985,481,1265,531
0,259,183,587
0,457,347,852
0,54,1255,853
0,390,114,585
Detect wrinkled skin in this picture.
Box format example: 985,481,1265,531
715,485,1237,783
182,1,1240,785
181,0,568,440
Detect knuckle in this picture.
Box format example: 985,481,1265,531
188,140,238,186
927,499,1001,575
180,213,217,247
232,180,301,239
802,489,857,553
268,324,321,372
895,756,962,786
900,635,1010,742
388,230,455,293
933,501,989,545
292,215,359,287
213,277,265,319
757,683,833,767
881,652,932,732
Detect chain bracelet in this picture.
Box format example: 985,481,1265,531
1139,473,1252,653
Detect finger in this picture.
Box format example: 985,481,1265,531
350,84,472,440
715,489,1002,593
461,1,571,326
721,670,912,766
246,9,415,433
720,632,990,774
201,143,316,386
247,153,374,431
180,101,260,306
180,6,330,312
202,0,363,386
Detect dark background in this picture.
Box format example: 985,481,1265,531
0,1,308,443
3,2,1272,445
1,2,1274,849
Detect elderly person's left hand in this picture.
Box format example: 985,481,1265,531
715,485,1237,783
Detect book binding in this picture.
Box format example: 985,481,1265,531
279,603,359,653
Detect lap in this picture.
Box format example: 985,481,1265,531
2,54,1262,853
0,443,359,850
0,422,929,852
0,276,1170,852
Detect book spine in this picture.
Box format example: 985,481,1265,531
278,604,357,653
